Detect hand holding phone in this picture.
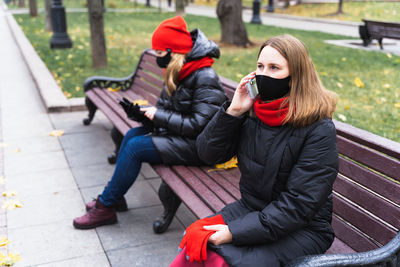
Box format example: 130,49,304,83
245,77,259,100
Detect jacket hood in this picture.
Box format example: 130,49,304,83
186,29,220,62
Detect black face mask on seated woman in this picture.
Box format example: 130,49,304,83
255,75,291,101
156,49,172,68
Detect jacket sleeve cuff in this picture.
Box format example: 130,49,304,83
227,212,268,246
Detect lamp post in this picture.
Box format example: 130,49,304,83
250,0,261,24
266,0,274,12
50,0,72,49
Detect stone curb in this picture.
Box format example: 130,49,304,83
3,5,86,113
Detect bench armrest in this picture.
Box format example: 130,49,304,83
83,74,135,92
286,232,400,267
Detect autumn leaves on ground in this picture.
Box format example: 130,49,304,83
0,130,68,266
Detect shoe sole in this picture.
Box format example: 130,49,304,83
73,217,118,230
85,206,128,212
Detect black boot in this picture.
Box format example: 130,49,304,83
153,181,181,234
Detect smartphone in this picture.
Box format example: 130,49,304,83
245,77,259,100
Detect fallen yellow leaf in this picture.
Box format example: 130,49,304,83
336,82,343,88
107,87,120,92
109,35,115,40
14,148,20,153
2,191,17,197
1,200,23,211
2,252,21,266
0,237,10,247
133,99,149,106
49,130,64,137
354,77,364,88
386,53,392,59
394,103,400,108
208,157,238,172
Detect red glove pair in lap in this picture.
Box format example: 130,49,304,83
179,214,226,263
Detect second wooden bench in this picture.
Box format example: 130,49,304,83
83,49,400,266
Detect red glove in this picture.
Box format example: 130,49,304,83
179,214,225,262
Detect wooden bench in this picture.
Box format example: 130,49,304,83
83,49,400,266
359,19,400,49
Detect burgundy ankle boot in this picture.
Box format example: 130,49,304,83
73,197,117,229
85,196,128,212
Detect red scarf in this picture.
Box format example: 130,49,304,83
178,57,214,80
253,97,289,126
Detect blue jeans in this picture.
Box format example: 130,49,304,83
100,127,162,206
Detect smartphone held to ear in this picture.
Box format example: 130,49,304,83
246,77,259,100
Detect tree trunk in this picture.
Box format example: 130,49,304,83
87,0,108,69
45,0,52,31
337,0,344,14
176,0,185,14
29,0,37,16
217,0,251,47
18,0,25,7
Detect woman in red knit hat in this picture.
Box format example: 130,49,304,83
171,35,338,266
73,16,227,230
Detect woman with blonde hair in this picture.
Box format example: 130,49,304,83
171,34,338,266
73,16,227,229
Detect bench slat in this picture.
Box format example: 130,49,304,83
140,61,164,78
331,215,379,252
136,69,164,89
152,165,214,218
86,90,131,135
187,167,237,205
334,120,400,160
326,237,356,254
172,166,226,212
134,77,163,99
333,193,397,246
334,174,400,229
339,157,400,206
337,135,400,181
200,167,241,200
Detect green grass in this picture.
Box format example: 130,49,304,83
194,0,400,22
272,2,400,22
6,0,149,9
15,12,400,142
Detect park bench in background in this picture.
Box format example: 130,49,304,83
359,19,400,49
83,49,400,266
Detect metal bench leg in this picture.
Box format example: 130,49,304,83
378,38,383,49
108,127,123,164
358,25,371,47
83,97,97,125
153,181,182,234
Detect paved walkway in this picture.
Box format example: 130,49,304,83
0,1,399,266
0,2,196,266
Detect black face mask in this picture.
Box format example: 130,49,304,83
156,49,172,68
255,75,291,101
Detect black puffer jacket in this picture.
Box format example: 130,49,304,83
197,103,339,266
152,29,227,165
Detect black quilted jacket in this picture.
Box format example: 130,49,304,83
151,29,227,165
196,104,339,266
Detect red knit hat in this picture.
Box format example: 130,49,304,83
151,16,193,54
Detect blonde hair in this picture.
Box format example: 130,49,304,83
258,34,337,127
164,53,186,95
